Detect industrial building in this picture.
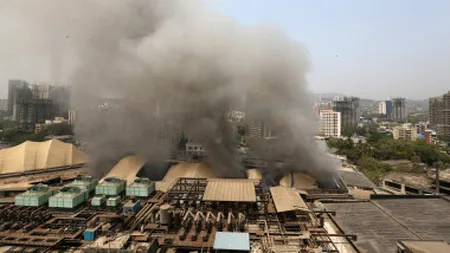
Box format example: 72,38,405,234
0,138,449,252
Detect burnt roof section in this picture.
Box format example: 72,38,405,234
339,170,375,189
324,197,450,253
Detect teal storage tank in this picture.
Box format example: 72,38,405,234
106,196,121,207
96,177,126,196
49,186,86,209
15,184,54,207
126,178,155,197
91,196,106,207
67,176,98,195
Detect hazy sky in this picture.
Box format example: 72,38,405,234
210,0,450,100
0,0,449,100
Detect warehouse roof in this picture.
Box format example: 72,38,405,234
203,179,256,202
0,138,87,175
324,197,450,253
270,186,309,213
339,170,375,189
398,240,450,253
213,232,250,251
102,156,146,183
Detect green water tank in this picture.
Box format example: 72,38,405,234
96,177,126,195
126,178,155,197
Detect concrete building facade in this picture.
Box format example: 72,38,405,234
7,80,70,130
378,101,386,115
393,126,417,141
319,110,341,138
429,91,450,137
332,96,360,127
385,100,392,119
391,97,407,122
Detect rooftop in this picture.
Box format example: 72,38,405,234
384,172,433,189
21,184,51,196
324,196,450,253
213,232,250,251
129,177,152,187
269,186,309,213
72,175,95,184
203,179,256,202
53,187,82,197
339,170,375,189
398,240,450,253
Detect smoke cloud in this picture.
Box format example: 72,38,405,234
3,0,339,183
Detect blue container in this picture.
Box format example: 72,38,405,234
122,200,142,215
84,228,96,241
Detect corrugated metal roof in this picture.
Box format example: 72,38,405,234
203,179,256,202
270,186,309,213
213,232,250,251
339,170,375,189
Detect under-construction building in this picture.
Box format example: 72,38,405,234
7,80,70,130
332,96,360,128
429,91,450,137
391,97,407,122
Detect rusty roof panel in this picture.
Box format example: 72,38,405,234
203,179,256,202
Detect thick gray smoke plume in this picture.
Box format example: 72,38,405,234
4,0,339,183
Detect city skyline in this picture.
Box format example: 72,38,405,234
1,0,449,100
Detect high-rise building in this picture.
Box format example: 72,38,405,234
313,102,333,116
393,126,417,142
429,91,450,137
319,110,341,138
332,96,360,127
7,79,28,117
378,101,386,115
391,98,406,122
0,99,7,112
385,100,392,119
7,80,70,130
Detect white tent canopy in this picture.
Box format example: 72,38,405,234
0,138,87,174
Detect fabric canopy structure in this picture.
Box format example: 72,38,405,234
0,138,87,175
101,156,146,183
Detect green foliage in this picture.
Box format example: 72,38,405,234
0,120,74,146
45,123,73,136
357,156,393,184
327,127,450,166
